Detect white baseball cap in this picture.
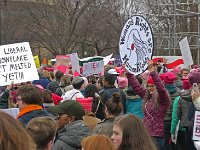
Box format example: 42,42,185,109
108,69,119,75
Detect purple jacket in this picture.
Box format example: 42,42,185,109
127,71,170,137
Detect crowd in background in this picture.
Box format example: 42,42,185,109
0,60,200,150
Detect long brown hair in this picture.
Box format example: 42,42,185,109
142,90,159,110
114,114,157,150
0,111,36,150
81,134,115,150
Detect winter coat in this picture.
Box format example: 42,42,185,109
18,109,52,127
53,120,91,150
164,84,180,121
93,118,115,138
32,77,51,89
127,71,170,137
177,89,192,127
170,96,185,134
125,87,144,119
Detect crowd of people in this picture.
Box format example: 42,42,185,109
0,59,200,150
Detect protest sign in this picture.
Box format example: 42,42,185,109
103,54,113,65
119,15,154,75
152,56,184,70
1,108,19,118
179,37,193,68
55,55,71,74
0,42,39,86
193,111,200,140
70,53,80,75
82,60,104,77
34,55,40,68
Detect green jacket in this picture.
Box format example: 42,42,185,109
170,96,185,134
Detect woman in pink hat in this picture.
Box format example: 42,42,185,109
126,60,170,150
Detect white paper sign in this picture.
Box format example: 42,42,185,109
103,54,113,65
119,15,154,75
179,37,193,68
70,53,80,74
193,111,200,140
0,42,39,86
83,60,104,77
1,108,19,118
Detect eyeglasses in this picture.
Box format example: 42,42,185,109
16,97,22,101
147,85,155,88
55,114,70,120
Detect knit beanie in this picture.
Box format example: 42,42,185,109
164,72,176,84
181,77,191,90
117,76,128,88
147,77,154,85
188,71,200,85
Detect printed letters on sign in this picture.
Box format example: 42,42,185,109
119,16,154,75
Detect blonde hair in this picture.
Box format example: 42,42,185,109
81,134,115,150
0,111,36,150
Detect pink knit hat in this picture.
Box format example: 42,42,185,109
188,71,200,85
181,77,191,90
172,67,181,74
164,72,176,84
147,77,154,85
117,76,128,88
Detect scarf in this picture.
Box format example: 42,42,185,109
16,104,43,119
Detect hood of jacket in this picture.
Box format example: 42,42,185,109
57,120,91,149
165,84,177,95
180,89,192,102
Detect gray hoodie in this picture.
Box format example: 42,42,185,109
53,120,91,150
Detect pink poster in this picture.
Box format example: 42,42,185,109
55,55,70,74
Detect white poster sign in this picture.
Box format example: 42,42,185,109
179,37,193,68
70,53,80,74
193,111,200,141
83,60,104,77
119,15,154,75
103,54,113,65
0,42,39,86
1,108,19,118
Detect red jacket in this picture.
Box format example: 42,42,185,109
127,71,170,137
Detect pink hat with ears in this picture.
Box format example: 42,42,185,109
117,76,128,88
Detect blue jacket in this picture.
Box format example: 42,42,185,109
18,109,52,127
32,77,51,89
126,95,144,119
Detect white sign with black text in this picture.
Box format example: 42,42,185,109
119,15,154,75
0,42,39,86
193,111,200,141
82,60,104,77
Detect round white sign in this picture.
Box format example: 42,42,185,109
119,15,154,75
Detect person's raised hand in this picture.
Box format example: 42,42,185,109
147,59,156,72
6,81,14,91
192,90,200,101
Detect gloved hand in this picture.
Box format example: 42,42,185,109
171,134,176,144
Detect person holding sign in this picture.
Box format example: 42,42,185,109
126,60,170,150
